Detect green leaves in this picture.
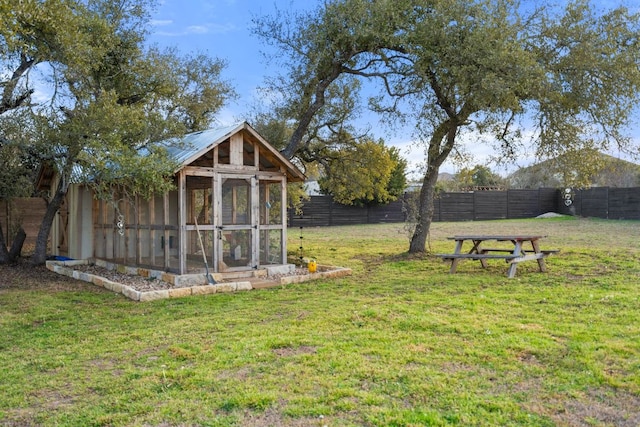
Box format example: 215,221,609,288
318,139,407,206
1,0,236,263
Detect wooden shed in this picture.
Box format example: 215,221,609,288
46,121,305,276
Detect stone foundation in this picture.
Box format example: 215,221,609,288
46,259,351,302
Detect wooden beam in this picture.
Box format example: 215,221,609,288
251,176,259,268
149,196,155,267
254,144,260,169
213,173,221,272
136,196,142,266
183,166,215,176
281,178,287,264
230,132,243,165
178,170,187,274
164,192,170,270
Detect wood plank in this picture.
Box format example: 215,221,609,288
230,133,243,165
436,253,519,260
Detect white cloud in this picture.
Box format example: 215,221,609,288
150,19,173,26
185,25,209,34
153,22,236,37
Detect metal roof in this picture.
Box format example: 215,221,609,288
163,121,305,182
164,122,244,166
36,121,306,189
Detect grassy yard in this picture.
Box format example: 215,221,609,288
1,217,639,426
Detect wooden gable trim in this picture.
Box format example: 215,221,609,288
175,122,306,183
239,123,306,182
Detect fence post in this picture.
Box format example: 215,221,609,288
473,192,477,221
329,198,333,226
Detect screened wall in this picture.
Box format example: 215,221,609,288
93,190,180,272
89,122,304,275
180,172,288,274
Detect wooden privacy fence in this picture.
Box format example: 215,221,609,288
0,198,47,247
2,187,638,246
289,187,640,226
556,187,640,220
289,188,559,227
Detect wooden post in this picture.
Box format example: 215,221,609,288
136,196,142,265
262,182,270,263
148,196,155,267
252,176,259,268
281,178,287,265
230,133,243,165
213,174,220,272
178,170,187,274
164,192,170,271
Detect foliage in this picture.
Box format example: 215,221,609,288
387,146,408,199
509,150,640,189
0,113,34,201
318,139,407,206
247,110,406,206
1,219,640,425
0,0,235,264
0,112,37,262
454,164,505,190
253,0,640,254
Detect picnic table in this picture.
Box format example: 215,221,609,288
437,235,559,278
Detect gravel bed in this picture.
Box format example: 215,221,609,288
72,264,173,292
71,264,313,292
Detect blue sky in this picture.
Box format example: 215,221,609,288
148,0,312,125
146,0,445,177
146,0,639,177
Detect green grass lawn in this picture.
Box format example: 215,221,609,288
1,217,639,426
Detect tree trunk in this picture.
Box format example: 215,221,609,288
31,182,67,265
8,227,26,261
282,66,343,159
408,121,459,253
0,221,9,264
408,164,441,253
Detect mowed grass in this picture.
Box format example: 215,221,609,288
1,217,639,426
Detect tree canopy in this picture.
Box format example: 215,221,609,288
318,139,407,206
0,0,235,264
508,150,640,189
454,165,505,191
253,0,640,253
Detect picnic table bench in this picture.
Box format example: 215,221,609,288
437,235,559,278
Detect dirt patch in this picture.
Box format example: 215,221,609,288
239,407,337,427
0,258,101,293
548,388,640,427
272,345,318,357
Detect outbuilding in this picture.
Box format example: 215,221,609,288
42,121,305,277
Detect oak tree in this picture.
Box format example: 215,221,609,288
0,0,235,264
254,0,640,253
318,139,407,206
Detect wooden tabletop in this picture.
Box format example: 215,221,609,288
448,235,546,241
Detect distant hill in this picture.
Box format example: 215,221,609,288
508,152,640,189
